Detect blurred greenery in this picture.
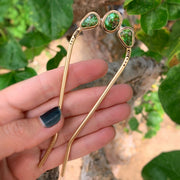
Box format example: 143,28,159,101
124,0,180,179
129,90,164,139
0,0,73,90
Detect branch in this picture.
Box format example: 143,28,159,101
81,149,119,180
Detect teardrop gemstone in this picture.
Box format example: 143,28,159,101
81,14,98,28
119,28,133,47
104,12,120,31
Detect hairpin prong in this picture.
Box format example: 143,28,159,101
38,27,82,168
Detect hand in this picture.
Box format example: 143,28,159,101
0,59,132,180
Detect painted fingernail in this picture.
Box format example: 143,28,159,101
40,107,61,128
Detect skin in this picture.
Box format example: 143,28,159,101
0,59,133,180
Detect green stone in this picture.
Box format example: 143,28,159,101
120,29,133,46
81,14,98,28
104,13,120,31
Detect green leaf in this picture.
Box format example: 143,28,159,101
135,105,143,114
129,117,139,131
165,0,180,3
123,127,130,133
142,151,180,180
177,52,180,60
150,92,159,102
144,128,157,138
3,1,32,38
0,72,15,90
24,46,45,60
47,45,67,70
124,0,133,7
141,6,168,35
0,67,37,90
0,0,12,18
153,102,164,115
145,51,163,62
167,3,180,20
20,31,51,59
124,0,161,15
0,37,27,70
0,29,7,44
158,64,180,124
144,103,154,112
143,93,151,101
164,20,180,64
136,29,169,53
14,67,37,82
131,47,146,58
122,18,131,27
20,31,50,48
28,0,73,40
146,111,163,126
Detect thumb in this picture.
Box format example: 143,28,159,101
0,107,63,159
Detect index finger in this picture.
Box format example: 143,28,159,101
0,59,107,111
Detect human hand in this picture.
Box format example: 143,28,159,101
0,59,132,180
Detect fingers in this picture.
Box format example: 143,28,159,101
63,84,132,117
0,108,64,160
7,127,115,179
0,59,107,122
43,126,115,171
39,103,130,149
26,84,133,119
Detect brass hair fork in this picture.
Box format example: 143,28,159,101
38,10,135,179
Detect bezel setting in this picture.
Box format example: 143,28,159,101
80,12,100,30
102,10,122,33
118,27,135,48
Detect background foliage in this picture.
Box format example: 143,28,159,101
0,0,180,179
124,0,180,179
0,0,73,88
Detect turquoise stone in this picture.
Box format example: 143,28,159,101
104,12,120,31
81,14,98,28
120,29,133,46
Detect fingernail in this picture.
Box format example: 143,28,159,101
40,107,61,128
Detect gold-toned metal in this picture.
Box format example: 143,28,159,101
58,27,82,108
38,11,135,178
38,27,82,168
38,133,58,168
60,47,132,177
80,12,101,30
102,10,123,33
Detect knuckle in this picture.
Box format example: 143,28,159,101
4,120,26,137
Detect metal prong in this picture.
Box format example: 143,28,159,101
38,133,58,168
60,48,132,177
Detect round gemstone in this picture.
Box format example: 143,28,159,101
81,14,98,28
120,29,133,46
104,13,120,31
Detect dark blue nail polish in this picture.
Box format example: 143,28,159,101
40,107,61,128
